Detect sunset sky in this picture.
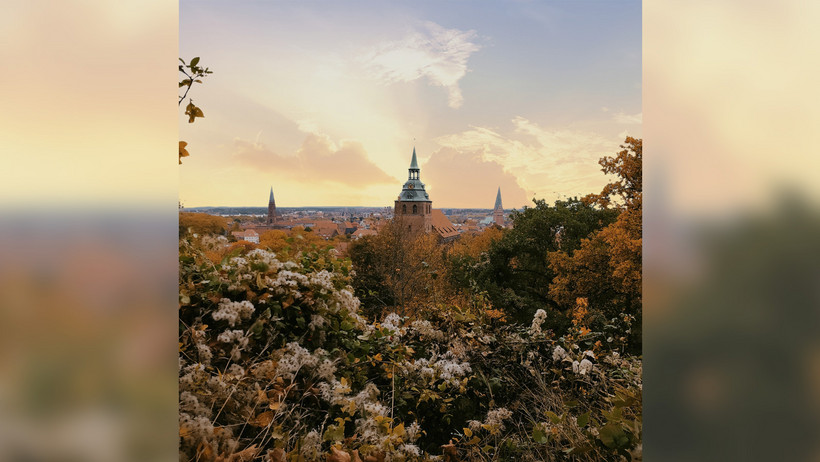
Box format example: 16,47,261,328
179,1,641,208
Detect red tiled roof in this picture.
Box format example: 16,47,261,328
431,209,459,239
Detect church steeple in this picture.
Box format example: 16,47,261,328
267,186,277,225
408,147,420,180
396,147,429,202
493,187,504,226
394,146,432,234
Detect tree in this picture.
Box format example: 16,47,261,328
549,137,642,351
258,229,289,252
349,218,448,318
179,212,229,237
178,57,213,164
460,198,618,324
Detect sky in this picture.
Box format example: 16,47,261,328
179,1,641,209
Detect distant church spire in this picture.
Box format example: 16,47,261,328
493,187,504,226
267,186,277,225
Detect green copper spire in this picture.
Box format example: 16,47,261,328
494,187,503,209
409,147,419,170
396,146,429,201
269,187,275,205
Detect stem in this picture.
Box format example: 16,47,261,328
391,362,395,422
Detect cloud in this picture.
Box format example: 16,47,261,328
613,111,642,124
232,133,396,187
359,21,481,108
421,147,529,208
436,117,623,203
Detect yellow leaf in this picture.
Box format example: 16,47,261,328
179,141,190,164
463,427,472,437
196,440,213,460
343,400,357,415
393,423,405,437
269,400,281,411
253,411,273,427
271,425,285,439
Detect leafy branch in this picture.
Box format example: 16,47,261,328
179,57,213,164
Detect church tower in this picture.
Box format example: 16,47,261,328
493,187,504,226
394,147,432,234
267,187,277,225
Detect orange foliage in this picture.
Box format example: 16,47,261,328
179,212,229,236
228,240,257,253
549,137,642,331
258,229,288,251
449,227,504,260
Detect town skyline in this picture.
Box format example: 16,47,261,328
179,1,641,209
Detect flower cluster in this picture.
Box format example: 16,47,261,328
381,312,406,340
529,308,547,336
403,350,472,387
410,319,446,341
211,299,255,327
482,407,513,435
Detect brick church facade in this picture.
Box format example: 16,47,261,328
393,148,459,242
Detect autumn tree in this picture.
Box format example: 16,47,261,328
255,226,328,261
179,212,229,237
258,229,289,252
349,218,448,319
549,137,642,351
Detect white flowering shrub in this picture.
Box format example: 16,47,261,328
179,236,641,461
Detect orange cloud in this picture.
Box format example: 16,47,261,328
421,147,529,209
232,133,396,187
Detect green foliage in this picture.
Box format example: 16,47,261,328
457,198,617,324
349,235,395,313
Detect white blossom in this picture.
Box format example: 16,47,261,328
300,430,322,459
553,345,569,362
211,299,255,327
529,309,548,335
572,358,593,375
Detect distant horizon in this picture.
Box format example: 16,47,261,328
182,205,518,211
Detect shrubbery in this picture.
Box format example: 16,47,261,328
179,236,641,461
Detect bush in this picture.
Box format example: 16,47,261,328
179,236,641,461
